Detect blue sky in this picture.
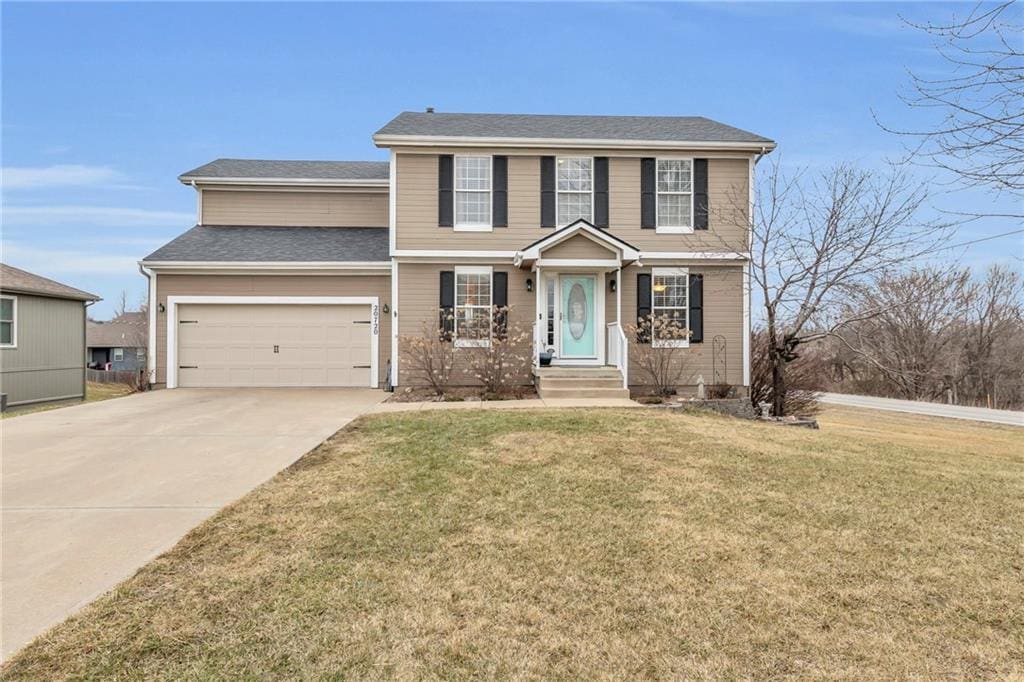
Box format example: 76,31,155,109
3,1,1021,318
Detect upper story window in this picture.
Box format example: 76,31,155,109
454,156,492,231
652,267,689,347
557,157,593,226
0,295,16,348
656,159,693,233
454,266,492,347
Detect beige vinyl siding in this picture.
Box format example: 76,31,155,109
543,234,617,260
0,294,87,406
394,151,750,252
394,261,745,390
202,189,388,227
620,264,746,390
154,274,391,386
396,262,533,387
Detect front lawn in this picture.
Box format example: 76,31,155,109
4,407,1022,678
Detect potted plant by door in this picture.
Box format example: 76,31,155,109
538,348,554,367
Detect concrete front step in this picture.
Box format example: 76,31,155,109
538,387,632,400
533,367,623,379
537,376,625,390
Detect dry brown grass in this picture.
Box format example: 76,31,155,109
3,407,1022,679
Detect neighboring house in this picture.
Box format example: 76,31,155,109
87,312,148,371
141,111,774,396
0,263,100,409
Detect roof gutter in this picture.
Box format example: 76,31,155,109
373,133,777,152
177,177,390,188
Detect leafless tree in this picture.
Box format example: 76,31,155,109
114,290,130,318
820,264,1024,409
831,268,972,401
743,158,948,416
881,1,1023,214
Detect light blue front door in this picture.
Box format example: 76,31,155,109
560,275,596,358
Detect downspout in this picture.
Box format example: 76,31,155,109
83,298,97,399
138,262,157,387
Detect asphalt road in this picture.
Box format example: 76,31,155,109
819,392,1024,427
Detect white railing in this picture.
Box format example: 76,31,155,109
607,322,628,389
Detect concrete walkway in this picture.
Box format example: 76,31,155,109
1,387,384,660
370,397,640,413
819,392,1024,427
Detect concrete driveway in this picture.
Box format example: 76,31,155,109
1,387,384,660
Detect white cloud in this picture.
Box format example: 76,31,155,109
2,164,126,189
1,243,141,277
2,205,192,227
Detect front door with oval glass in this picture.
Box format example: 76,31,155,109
559,275,596,358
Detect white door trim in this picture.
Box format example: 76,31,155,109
166,295,380,389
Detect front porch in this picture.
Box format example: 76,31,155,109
515,219,638,391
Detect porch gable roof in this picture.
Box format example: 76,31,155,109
514,219,641,267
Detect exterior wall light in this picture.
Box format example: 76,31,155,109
526,278,533,292
609,279,617,293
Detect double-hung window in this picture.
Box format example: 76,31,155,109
113,348,124,362
454,266,492,347
0,295,16,347
454,156,492,231
556,157,593,226
651,267,689,347
656,159,694,233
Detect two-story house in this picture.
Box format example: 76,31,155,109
141,111,774,397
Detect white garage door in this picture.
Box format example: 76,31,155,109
176,304,373,387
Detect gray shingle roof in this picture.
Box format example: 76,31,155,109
88,317,147,348
143,225,390,263
0,263,99,301
375,112,774,145
179,159,389,182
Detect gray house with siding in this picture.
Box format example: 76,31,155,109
88,312,147,371
0,263,100,409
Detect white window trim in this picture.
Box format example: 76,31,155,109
555,156,595,227
113,348,124,362
453,154,493,232
655,157,695,235
453,265,493,348
651,267,690,348
0,294,17,348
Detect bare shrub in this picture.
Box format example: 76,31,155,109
625,315,697,397
399,311,456,396
460,306,532,398
750,329,822,416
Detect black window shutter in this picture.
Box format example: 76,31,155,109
493,156,508,227
694,158,709,230
688,273,704,343
594,157,609,228
493,271,509,339
540,156,556,228
439,270,455,341
637,273,652,344
641,158,656,229
438,155,454,228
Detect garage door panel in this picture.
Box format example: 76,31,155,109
177,303,373,388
